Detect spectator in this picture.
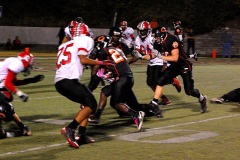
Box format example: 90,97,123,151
221,27,234,58
12,36,21,50
4,39,12,50
57,26,65,45
186,28,196,56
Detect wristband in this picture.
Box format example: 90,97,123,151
149,54,153,60
98,61,103,65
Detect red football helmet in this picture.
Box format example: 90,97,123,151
137,21,151,39
17,52,34,68
68,20,79,33
121,21,127,26
71,23,90,38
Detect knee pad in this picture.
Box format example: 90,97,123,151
185,89,200,98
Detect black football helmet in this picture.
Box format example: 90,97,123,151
0,102,15,122
75,17,83,23
109,27,122,45
154,27,167,43
94,35,110,50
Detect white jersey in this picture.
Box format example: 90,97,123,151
135,33,164,66
121,27,134,48
0,57,24,88
54,36,94,83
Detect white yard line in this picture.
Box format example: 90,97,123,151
0,114,239,157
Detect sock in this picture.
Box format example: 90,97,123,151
127,109,138,118
78,126,86,135
67,119,80,130
152,98,159,104
95,109,103,118
199,94,204,102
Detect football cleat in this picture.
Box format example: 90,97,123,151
199,95,207,113
88,115,100,124
193,53,198,61
158,98,171,105
61,127,79,148
75,133,95,145
210,97,224,104
149,101,163,118
134,111,145,131
21,124,32,136
172,78,181,93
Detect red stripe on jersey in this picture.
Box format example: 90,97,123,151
78,48,89,53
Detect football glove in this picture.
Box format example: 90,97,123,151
96,68,105,78
30,75,45,83
152,49,162,59
132,50,143,59
16,90,28,102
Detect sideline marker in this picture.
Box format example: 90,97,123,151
213,50,216,58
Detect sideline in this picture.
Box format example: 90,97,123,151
0,114,239,157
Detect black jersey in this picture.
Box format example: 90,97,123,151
97,46,133,78
162,34,191,69
153,42,163,52
110,42,130,56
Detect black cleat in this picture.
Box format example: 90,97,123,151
134,111,145,131
75,133,95,145
88,115,100,124
61,127,79,148
149,101,163,118
172,78,181,93
158,98,171,105
199,95,207,113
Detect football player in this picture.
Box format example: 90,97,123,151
62,17,94,44
134,27,207,114
87,27,130,119
130,21,181,106
90,35,146,130
0,51,45,138
55,23,114,148
211,88,240,104
109,27,130,56
119,21,135,53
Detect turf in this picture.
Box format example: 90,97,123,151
0,56,240,160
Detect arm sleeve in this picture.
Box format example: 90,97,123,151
5,70,18,93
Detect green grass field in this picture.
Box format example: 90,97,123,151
0,55,240,160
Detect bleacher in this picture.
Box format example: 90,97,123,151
186,27,240,58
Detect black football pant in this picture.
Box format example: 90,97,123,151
55,79,97,112
157,66,200,98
